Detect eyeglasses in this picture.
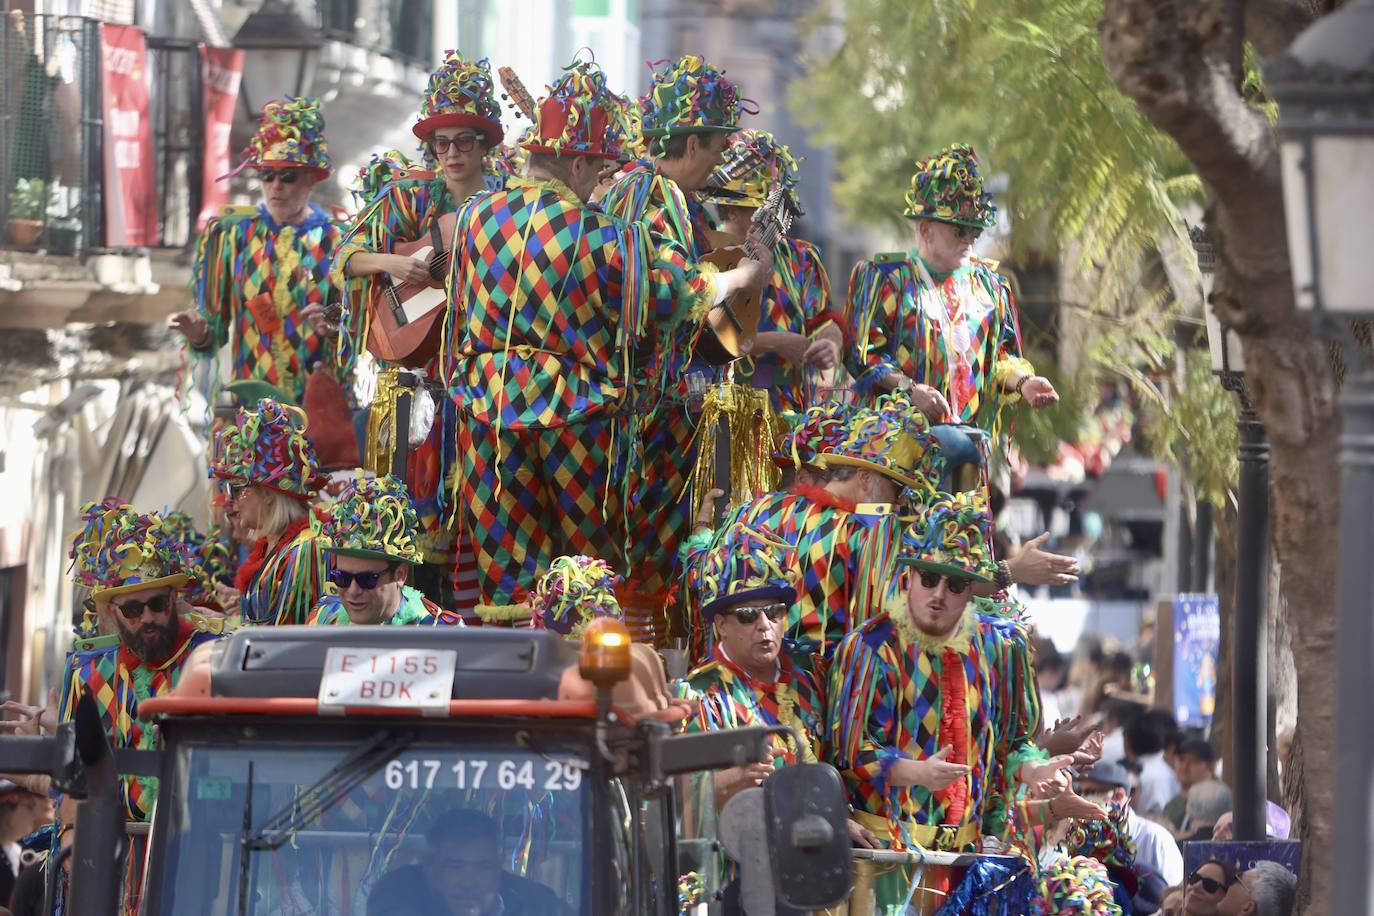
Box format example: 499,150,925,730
1187,868,1233,895
727,602,789,625
328,569,392,591
427,133,482,156
112,593,172,620
917,569,972,594
952,224,983,241
258,170,301,185
228,483,250,501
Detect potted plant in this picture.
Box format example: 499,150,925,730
8,178,51,246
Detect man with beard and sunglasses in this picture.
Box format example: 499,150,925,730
171,97,352,410
826,491,1081,905
844,144,1057,436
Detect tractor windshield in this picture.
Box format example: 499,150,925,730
145,723,590,916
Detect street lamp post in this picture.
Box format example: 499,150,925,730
1267,2,1374,908
1193,225,1269,844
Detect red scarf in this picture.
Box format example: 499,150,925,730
791,484,857,513
235,517,311,593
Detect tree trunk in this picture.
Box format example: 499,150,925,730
1098,2,1337,911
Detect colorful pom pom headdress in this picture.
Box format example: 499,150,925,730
236,96,332,178
773,401,853,471
522,57,636,160
315,473,423,565
821,390,940,492
903,142,996,229
210,398,322,500
68,498,191,603
705,129,802,209
640,54,747,140
698,520,798,622
413,52,504,146
898,490,997,583
530,555,625,636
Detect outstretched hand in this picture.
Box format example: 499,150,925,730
1008,532,1080,586
1020,376,1059,409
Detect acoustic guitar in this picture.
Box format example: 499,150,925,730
366,208,456,367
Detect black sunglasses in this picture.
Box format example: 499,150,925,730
328,569,392,591
1187,867,1233,895
727,602,788,625
259,170,301,185
917,569,971,595
953,224,983,241
112,593,172,620
427,133,482,156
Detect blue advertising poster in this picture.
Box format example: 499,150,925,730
1182,840,1301,881
1173,593,1220,727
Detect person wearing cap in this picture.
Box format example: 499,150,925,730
1078,760,1185,889
705,130,844,418
845,144,1057,438
212,398,328,626
826,492,1068,858
171,97,350,408
599,54,766,619
441,58,766,624
308,475,461,626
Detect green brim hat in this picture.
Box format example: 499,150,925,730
68,498,192,603
698,520,797,622
209,398,322,500
640,55,747,139
903,142,996,229
530,555,624,637
704,129,802,209
314,473,423,565
898,491,997,583
821,390,941,492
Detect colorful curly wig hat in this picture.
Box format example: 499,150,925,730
773,401,854,471
68,498,191,603
640,54,746,140
898,490,997,583
821,390,940,491
699,520,797,622
413,52,504,146
530,555,625,636
522,57,636,160
237,96,331,177
314,473,423,565
904,143,996,229
1038,856,1124,916
210,398,322,500
705,129,802,208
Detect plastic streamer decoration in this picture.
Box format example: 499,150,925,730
67,498,193,603
640,54,750,140
314,473,423,565
898,490,998,582
529,555,625,636
773,400,854,471
903,142,996,229
1036,856,1124,916
821,389,941,493
231,96,332,178
414,52,503,147
708,129,802,209
210,397,323,500
689,384,786,523
521,56,637,159
697,519,798,621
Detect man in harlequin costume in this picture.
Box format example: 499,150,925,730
211,398,328,626
308,474,462,626
844,143,1058,434
57,501,223,821
706,130,844,420
826,491,1072,863
683,391,937,664
598,54,752,619
171,97,350,408
441,58,765,623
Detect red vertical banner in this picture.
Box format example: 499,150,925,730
99,23,157,247
198,46,243,231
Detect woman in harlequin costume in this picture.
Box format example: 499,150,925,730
598,54,753,625
171,97,350,408
212,398,328,626
308,474,462,626
440,57,764,625
705,130,845,420
844,143,1058,440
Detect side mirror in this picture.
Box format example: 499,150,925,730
717,787,777,916
764,763,853,910
650,725,776,777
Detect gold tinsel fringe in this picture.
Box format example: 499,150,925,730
689,384,786,521
364,368,404,475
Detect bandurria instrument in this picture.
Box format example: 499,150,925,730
366,204,456,367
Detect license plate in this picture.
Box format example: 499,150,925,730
318,647,457,716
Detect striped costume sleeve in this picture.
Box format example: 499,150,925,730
189,214,242,352
844,258,905,392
